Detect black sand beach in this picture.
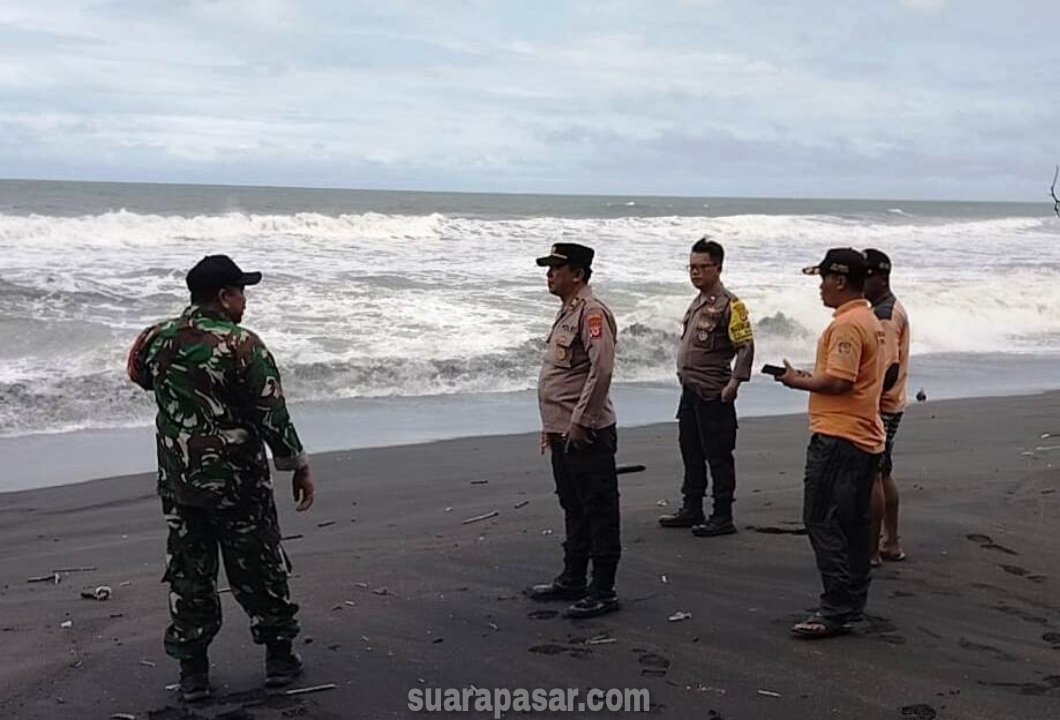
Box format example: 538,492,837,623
1,392,1059,719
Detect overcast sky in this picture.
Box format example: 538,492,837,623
1,0,1057,200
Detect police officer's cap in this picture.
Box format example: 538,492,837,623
802,248,867,279
186,255,263,293
863,248,892,276
536,243,595,269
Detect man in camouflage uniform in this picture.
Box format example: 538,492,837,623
128,255,315,702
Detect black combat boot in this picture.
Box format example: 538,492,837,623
527,556,588,601
565,560,620,618
179,655,211,703
691,500,736,537
265,641,305,689
526,574,588,601
658,498,705,528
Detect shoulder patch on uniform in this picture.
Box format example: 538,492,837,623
728,300,753,345
587,313,604,339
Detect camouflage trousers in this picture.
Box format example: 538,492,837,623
161,496,300,660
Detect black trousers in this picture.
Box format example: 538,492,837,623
802,434,880,620
549,425,621,592
677,387,738,507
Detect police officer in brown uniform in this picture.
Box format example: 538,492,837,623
528,243,622,619
659,238,754,536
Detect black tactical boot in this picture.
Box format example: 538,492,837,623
565,590,621,619
658,499,704,528
179,655,211,703
265,641,305,689
526,575,588,602
691,514,737,537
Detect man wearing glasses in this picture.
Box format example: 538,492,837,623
659,237,755,537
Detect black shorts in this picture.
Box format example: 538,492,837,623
880,412,903,476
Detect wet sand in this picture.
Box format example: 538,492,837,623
1,392,1059,719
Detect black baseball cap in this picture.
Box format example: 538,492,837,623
186,255,262,293
802,248,867,278
863,248,892,275
536,243,595,268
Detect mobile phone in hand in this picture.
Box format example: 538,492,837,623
761,364,786,378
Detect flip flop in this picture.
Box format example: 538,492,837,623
791,614,851,639
880,550,907,562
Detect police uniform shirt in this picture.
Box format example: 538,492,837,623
676,284,755,400
538,285,618,433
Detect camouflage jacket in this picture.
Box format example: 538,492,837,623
127,305,307,509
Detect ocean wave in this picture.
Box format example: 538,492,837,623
2,208,1060,436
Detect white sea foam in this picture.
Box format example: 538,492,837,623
1,209,1058,436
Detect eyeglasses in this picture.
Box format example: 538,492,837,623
687,263,718,272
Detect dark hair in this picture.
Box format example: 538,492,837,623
571,264,593,283
191,285,242,305
691,238,724,266
191,288,218,305
825,272,866,292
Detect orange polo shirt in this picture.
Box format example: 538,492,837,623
809,299,886,454
877,297,910,414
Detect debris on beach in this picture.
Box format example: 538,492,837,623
60,620,73,629
514,500,530,510
372,587,390,596
541,529,553,535
916,388,927,402
660,575,669,584
139,660,155,668
757,689,781,698
282,533,304,541
28,573,61,584
111,713,136,720
80,585,112,601
285,683,337,697
54,567,97,574
471,479,489,485
462,510,499,525
616,464,647,475
586,635,617,645
668,611,692,622
317,520,336,528
656,499,669,507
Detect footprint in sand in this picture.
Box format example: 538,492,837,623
900,704,937,720
990,604,1049,626
978,675,1060,697
527,609,559,620
529,644,592,659
958,637,1016,662
636,651,671,677
966,533,1019,556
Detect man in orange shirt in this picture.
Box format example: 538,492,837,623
864,249,910,565
777,248,886,638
